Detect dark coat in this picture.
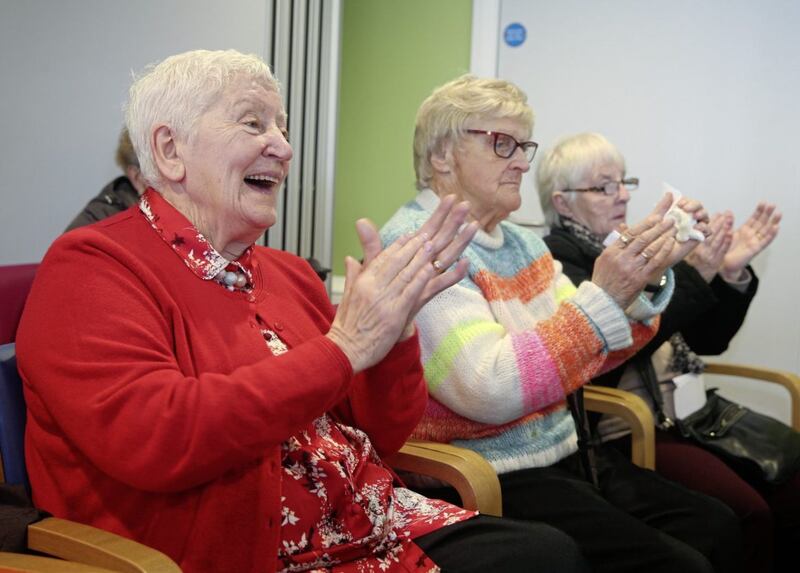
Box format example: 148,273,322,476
64,175,140,232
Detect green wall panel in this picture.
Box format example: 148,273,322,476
332,0,472,274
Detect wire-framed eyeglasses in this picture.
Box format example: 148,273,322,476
561,178,639,196
466,129,538,163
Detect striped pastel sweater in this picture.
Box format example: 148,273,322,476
381,190,673,474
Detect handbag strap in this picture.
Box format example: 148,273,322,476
634,355,675,430
566,388,600,488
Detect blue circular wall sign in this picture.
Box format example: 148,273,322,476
504,22,527,47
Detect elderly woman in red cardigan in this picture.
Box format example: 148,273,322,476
16,50,590,573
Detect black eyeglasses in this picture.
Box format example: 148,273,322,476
466,129,538,162
561,178,639,196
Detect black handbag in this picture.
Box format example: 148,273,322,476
634,353,800,485
676,389,800,484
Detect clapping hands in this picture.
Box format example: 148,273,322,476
327,195,478,372
686,203,780,283
592,193,709,309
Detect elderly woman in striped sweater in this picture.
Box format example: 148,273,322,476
381,75,744,573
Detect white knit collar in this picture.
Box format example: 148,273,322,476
416,189,505,250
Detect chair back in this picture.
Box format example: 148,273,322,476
0,264,37,488
0,263,38,345
0,343,27,488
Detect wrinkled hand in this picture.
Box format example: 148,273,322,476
720,202,781,281
685,212,733,282
592,194,678,309
327,195,479,372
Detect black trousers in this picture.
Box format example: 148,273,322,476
415,514,591,573
419,447,744,573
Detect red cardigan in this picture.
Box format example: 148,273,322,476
16,209,426,572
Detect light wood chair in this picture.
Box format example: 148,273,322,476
0,518,181,573
0,444,505,573
1,381,502,571
385,440,503,517
0,553,118,572
704,362,800,430
584,385,656,470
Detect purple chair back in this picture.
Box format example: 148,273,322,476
0,264,38,345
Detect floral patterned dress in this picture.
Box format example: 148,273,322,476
278,415,473,572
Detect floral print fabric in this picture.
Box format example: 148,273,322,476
139,189,253,286
278,416,473,572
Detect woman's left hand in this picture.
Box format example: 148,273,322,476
720,202,781,282
685,211,733,282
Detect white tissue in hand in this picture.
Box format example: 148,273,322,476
603,229,621,248
665,207,699,242
662,182,705,243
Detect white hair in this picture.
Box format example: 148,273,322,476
414,74,534,190
125,49,280,187
535,132,626,228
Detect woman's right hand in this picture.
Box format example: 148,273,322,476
327,195,478,373
591,194,678,309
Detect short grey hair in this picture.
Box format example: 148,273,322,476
125,49,280,187
535,132,626,228
413,74,534,190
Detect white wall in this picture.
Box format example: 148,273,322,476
474,0,800,417
0,0,270,265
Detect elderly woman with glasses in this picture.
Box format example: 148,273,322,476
380,75,744,573
538,132,794,573
15,50,597,573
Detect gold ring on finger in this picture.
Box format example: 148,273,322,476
431,259,445,273
640,250,652,261
619,233,634,248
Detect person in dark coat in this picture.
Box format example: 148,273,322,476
65,128,146,232
537,131,795,573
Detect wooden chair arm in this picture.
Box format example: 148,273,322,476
384,440,502,517
584,386,656,470
0,552,117,572
25,518,180,573
704,362,800,430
